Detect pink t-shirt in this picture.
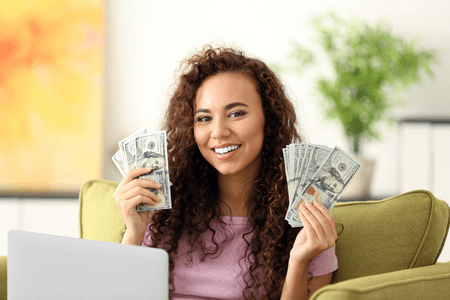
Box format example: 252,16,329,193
142,215,338,300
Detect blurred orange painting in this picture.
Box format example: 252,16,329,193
0,0,104,196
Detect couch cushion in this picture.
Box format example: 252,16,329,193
311,261,450,300
79,179,124,243
331,190,450,283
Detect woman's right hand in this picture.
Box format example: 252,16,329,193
113,167,162,244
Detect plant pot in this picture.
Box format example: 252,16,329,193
340,155,375,200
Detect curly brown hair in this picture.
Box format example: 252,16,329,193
144,45,303,299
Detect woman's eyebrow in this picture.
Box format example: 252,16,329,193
194,102,249,115
194,108,211,115
224,102,248,110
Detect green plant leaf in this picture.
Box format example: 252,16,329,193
278,12,438,154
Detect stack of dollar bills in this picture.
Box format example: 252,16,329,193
283,143,361,227
111,128,172,211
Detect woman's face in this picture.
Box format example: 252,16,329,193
193,72,265,177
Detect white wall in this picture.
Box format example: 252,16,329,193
2,0,449,261
101,0,450,262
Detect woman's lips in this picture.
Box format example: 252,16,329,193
213,144,241,154
212,145,240,160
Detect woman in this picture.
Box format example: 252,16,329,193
114,46,338,299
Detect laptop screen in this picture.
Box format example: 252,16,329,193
8,230,168,300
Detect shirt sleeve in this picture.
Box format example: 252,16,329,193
307,245,338,278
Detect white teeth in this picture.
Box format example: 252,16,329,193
215,145,240,154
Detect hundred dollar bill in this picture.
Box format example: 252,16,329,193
111,149,126,177
286,146,361,227
293,143,307,190
134,131,172,211
118,127,149,173
291,144,332,206
282,148,289,179
288,144,302,206
298,144,314,187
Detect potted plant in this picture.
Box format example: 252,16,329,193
275,12,437,198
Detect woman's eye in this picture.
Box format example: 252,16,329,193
196,116,212,122
229,111,246,118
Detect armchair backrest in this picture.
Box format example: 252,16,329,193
79,179,125,243
331,190,450,283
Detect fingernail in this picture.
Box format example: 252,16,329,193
157,197,161,202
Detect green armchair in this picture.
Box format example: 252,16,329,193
1,179,449,299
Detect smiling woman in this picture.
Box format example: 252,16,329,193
113,45,339,300
0,0,103,196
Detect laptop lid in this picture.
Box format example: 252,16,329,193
8,230,168,300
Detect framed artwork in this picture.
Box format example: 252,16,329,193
0,0,104,197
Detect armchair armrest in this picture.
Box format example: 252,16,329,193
311,262,450,300
0,255,6,300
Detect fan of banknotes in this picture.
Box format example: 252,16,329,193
111,128,172,211
283,143,361,227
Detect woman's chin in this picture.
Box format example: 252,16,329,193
215,167,238,176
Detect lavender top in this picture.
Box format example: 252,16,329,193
142,215,338,299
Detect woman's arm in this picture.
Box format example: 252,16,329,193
282,263,333,300
281,260,309,300
307,273,333,297
281,200,337,300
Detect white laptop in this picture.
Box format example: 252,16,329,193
8,230,168,300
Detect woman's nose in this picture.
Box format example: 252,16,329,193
211,118,231,139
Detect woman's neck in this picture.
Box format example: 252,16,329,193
217,167,260,218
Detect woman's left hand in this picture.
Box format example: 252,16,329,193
290,200,337,265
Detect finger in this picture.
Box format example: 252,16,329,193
128,194,160,208
306,201,336,241
298,207,323,249
124,178,162,192
313,201,337,240
115,167,153,197
309,203,337,244
299,205,319,240
302,202,327,240
125,167,154,182
124,185,161,204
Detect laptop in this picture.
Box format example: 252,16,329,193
8,230,168,300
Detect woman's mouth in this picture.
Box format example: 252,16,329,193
214,145,241,155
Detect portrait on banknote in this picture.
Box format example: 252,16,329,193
137,151,166,172
314,167,344,194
